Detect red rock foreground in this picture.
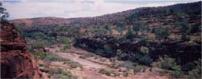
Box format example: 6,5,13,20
0,21,42,79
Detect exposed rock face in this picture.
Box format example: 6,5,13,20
0,21,42,79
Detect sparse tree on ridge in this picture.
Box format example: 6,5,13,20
0,2,9,22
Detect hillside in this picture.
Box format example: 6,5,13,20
11,1,201,79
11,2,201,27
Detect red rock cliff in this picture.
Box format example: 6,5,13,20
0,21,42,79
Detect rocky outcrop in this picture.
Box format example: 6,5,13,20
0,21,42,79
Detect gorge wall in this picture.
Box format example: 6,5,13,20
0,21,42,79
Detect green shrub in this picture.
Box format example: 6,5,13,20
33,51,64,61
120,61,135,69
103,45,113,53
133,64,147,73
122,71,129,77
99,68,119,77
31,40,47,49
140,46,149,54
138,55,153,65
48,68,77,79
154,27,169,39
152,56,182,77
171,68,182,78
99,68,111,76
59,37,72,51
125,28,134,39
44,53,63,61
32,51,48,60
64,60,82,69
188,60,201,79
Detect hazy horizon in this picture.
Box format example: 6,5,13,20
2,0,201,19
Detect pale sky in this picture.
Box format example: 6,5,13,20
1,0,201,19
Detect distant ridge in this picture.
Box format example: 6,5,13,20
11,1,201,27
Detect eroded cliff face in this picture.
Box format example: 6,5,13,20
0,21,42,79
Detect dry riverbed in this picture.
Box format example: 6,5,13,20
39,46,171,79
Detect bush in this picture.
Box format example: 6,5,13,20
152,56,182,77
30,39,47,49
154,27,169,39
138,55,153,65
103,45,113,53
99,68,111,76
125,28,134,39
33,51,64,61
122,71,129,77
64,60,82,69
171,68,182,78
140,46,149,54
44,53,63,61
32,51,48,60
120,61,135,69
48,68,77,79
133,63,147,73
59,37,72,51
99,68,119,77
188,60,201,79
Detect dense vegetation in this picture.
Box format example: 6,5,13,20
14,2,201,79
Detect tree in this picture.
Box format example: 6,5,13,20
154,27,169,40
175,12,189,41
58,37,72,51
125,27,134,39
0,2,9,22
116,22,126,35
